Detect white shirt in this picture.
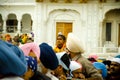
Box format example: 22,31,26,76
1,77,24,80
46,70,59,80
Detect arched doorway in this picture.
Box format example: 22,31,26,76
21,14,32,33
102,9,120,47
47,9,81,46
0,14,3,33
6,13,17,33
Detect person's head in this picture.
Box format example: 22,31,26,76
88,57,97,63
38,61,48,74
66,33,84,58
89,54,98,60
0,34,3,40
21,34,28,44
53,65,64,77
20,42,40,62
109,58,120,76
4,34,12,43
0,40,27,77
27,33,34,43
12,35,20,46
22,56,37,80
54,52,70,77
115,54,120,58
39,43,59,70
93,62,107,78
70,61,84,79
56,34,66,49
102,60,111,73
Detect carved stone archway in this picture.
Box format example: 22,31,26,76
46,9,81,46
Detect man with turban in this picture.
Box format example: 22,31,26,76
65,33,103,80
22,56,51,80
39,43,59,70
53,52,71,80
39,43,59,80
0,40,27,79
70,61,85,79
93,62,107,79
20,42,40,62
106,58,120,80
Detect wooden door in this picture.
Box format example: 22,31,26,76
56,22,72,39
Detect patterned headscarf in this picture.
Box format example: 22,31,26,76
25,56,37,72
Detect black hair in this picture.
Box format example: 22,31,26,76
57,34,66,41
61,53,71,78
102,60,111,67
61,53,70,69
88,57,97,63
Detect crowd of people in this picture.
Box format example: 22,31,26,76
0,32,120,80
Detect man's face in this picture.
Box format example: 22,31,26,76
72,68,85,79
109,61,120,75
53,65,63,77
56,36,65,47
22,68,34,80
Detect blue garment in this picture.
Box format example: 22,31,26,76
115,54,120,58
93,62,107,78
39,43,59,70
0,40,27,76
25,56,37,72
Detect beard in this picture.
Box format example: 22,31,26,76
110,68,120,76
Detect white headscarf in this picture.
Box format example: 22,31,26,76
111,58,120,64
70,61,82,72
66,33,84,53
56,52,70,70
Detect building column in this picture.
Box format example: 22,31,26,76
99,21,103,47
17,17,21,33
2,19,7,33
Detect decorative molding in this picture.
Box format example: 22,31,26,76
115,0,120,2
35,0,120,3
36,0,43,2
64,0,72,3
99,0,106,3
80,0,87,3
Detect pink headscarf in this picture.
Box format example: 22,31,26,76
20,42,40,60
89,54,98,60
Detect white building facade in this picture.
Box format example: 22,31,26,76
0,0,120,56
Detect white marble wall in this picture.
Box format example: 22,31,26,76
0,0,120,53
